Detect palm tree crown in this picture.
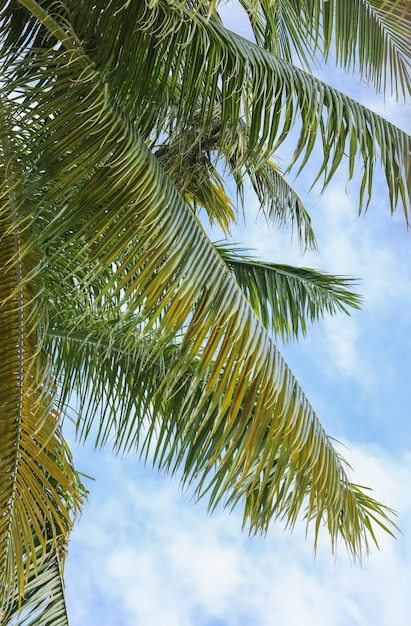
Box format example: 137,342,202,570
0,0,409,623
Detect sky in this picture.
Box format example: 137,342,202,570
63,4,411,625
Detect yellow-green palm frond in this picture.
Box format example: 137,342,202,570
155,137,236,235
0,11,395,558
0,3,404,596
0,231,81,619
0,98,84,620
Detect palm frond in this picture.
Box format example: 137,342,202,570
4,537,69,626
0,6,396,556
0,96,83,619
155,136,236,234
3,1,409,219
238,0,411,97
216,244,362,339
0,0,401,570
237,0,323,68
148,3,410,216
46,306,397,559
319,0,411,97
245,160,318,251
156,111,316,248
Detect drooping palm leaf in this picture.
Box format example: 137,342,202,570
45,293,397,555
237,0,325,67
0,2,397,561
0,95,83,620
4,0,410,219
216,244,362,338
4,537,69,626
156,110,317,248
123,1,410,215
44,235,361,446
238,0,411,97
243,160,318,251
315,0,411,97
0,225,79,621
0,4,407,619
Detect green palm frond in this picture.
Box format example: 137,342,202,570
155,136,236,234
46,307,397,558
155,109,316,247
245,160,318,251
215,244,362,339
239,0,411,97
0,7,406,618
0,5,395,557
5,538,69,626
4,1,410,219
318,0,411,97
0,95,83,619
152,3,410,215
44,240,361,443
237,0,323,67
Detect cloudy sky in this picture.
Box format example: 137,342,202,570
63,4,411,625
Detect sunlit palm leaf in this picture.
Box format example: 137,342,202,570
0,98,83,620
47,305,397,558
216,244,362,338
46,304,397,558
44,239,361,442
141,2,410,215
5,538,69,626
0,6,396,558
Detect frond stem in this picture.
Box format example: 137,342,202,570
17,0,83,57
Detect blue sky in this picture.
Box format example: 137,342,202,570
63,3,411,625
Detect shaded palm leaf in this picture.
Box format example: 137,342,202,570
239,0,411,97
155,137,236,234
243,160,318,251
156,111,317,248
4,1,410,219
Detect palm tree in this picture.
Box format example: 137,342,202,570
1,0,409,622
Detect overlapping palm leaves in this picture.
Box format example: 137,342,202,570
0,0,409,623
239,0,411,96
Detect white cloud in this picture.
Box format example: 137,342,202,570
65,444,411,626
